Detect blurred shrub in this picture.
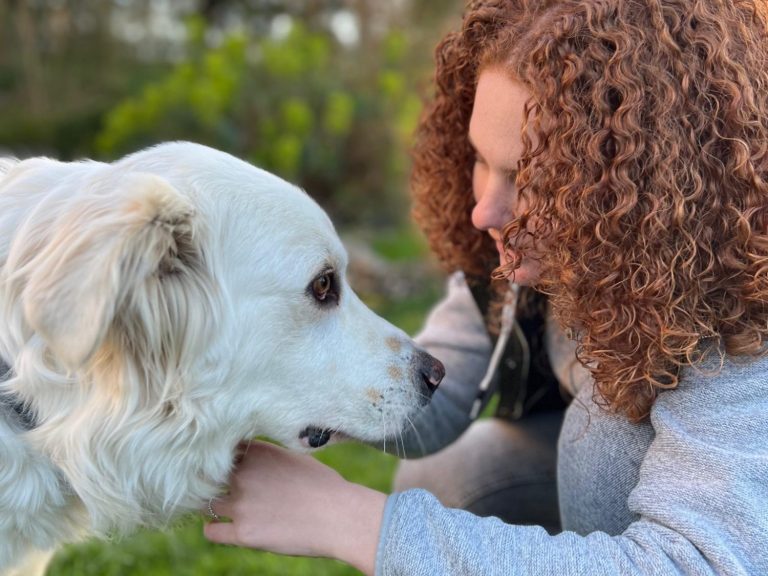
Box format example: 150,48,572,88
96,17,423,228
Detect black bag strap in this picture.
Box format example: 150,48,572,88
465,275,564,420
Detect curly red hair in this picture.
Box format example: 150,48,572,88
411,0,768,421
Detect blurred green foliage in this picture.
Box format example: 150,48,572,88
0,0,459,228
94,17,424,226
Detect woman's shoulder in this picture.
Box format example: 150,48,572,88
651,348,768,450
676,347,768,397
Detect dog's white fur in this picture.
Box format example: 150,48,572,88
0,142,441,575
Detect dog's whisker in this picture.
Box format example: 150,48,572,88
380,409,395,457
395,419,405,459
389,414,404,459
388,418,400,459
404,413,427,456
380,410,388,455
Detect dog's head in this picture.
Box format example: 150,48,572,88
3,143,443,470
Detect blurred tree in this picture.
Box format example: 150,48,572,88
0,0,461,227
0,0,172,158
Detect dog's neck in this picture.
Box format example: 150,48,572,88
0,358,37,430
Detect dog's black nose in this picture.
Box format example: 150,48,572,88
418,351,445,394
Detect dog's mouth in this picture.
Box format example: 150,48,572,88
298,425,348,449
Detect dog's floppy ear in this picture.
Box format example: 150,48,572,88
22,172,197,371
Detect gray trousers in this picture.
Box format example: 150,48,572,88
393,410,564,534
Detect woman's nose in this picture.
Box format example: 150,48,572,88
471,174,514,232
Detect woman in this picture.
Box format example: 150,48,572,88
204,1,768,574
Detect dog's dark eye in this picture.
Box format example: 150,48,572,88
309,270,339,306
313,274,331,300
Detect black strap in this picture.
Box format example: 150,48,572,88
466,275,565,420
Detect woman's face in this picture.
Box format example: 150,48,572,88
469,68,539,286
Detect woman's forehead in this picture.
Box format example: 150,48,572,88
469,68,532,169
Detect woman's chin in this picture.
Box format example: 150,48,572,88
506,262,539,287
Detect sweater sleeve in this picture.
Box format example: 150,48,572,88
380,272,493,458
375,353,768,575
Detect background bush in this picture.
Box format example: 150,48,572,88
0,0,460,228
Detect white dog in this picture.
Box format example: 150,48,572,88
0,142,444,576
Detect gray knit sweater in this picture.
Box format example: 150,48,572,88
375,274,768,575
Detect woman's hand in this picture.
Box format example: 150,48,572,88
204,441,387,576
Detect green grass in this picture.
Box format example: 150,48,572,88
47,227,441,575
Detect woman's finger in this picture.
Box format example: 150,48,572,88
204,519,238,543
